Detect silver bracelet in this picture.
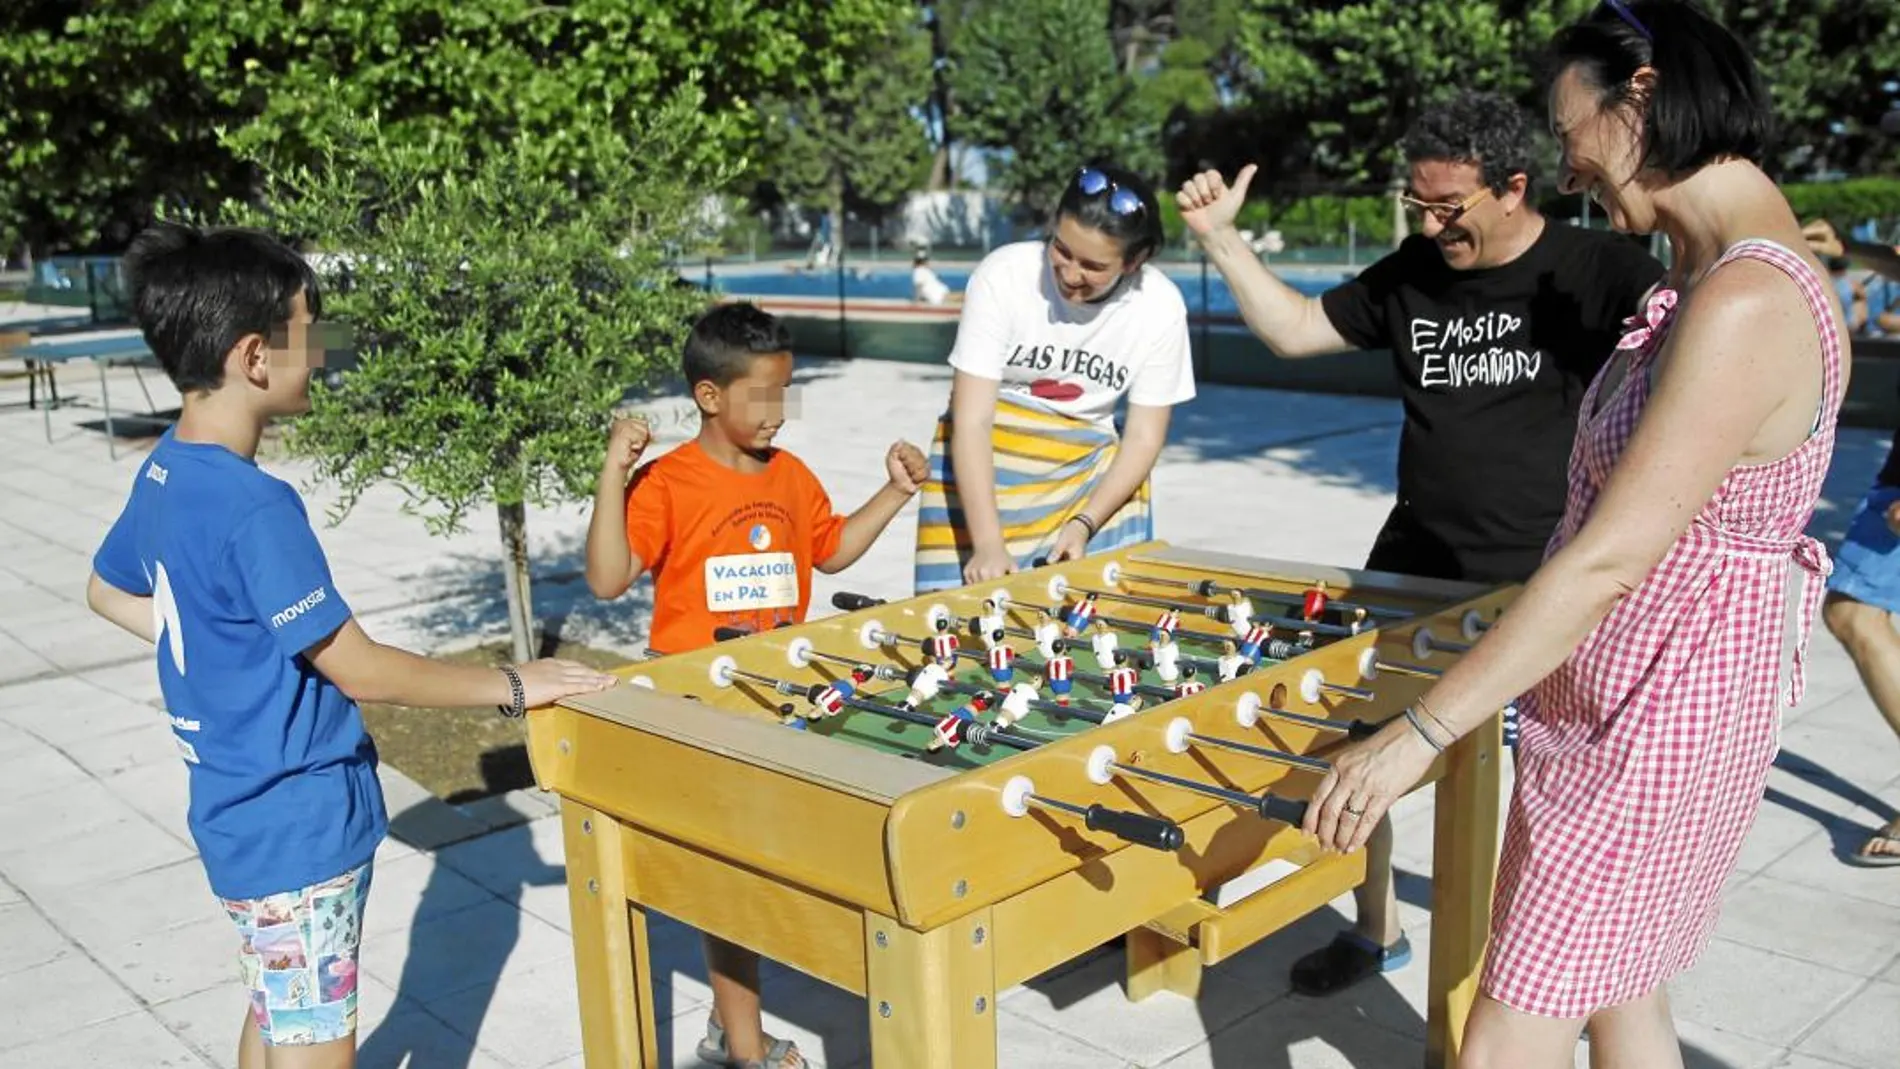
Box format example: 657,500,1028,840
497,665,527,719
1403,707,1445,753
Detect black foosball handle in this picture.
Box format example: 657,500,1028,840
832,592,887,612
1256,794,1310,828
1083,805,1184,851
1346,719,1379,741
714,627,752,642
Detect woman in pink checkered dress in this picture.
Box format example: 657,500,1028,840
1304,3,1852,1066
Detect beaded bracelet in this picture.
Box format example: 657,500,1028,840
497,665,527,719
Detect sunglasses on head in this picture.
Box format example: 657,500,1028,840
1075,167,1145,218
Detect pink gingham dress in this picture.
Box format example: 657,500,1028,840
1481,239,1842,1018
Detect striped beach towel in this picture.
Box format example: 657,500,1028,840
913,395,1152,593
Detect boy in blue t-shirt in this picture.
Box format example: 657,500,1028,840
86,223,617,1069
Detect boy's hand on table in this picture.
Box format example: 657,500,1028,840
515,658,619,707
886,440,928,494
602,415,652,483
1885,499,1900,537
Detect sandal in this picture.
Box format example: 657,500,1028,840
1289,930,1413,997
1845,822,1900,868
698,1017,806,1069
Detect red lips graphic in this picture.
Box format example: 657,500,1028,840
1029,378,1085,402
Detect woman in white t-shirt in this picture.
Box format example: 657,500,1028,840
913,164,1195,593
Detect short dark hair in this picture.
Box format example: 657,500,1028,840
1402,91,1539,194
682,302,790,389
1548,0,1772,176
1054,163,1166,262
122,223,322,394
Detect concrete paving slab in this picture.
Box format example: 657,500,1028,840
1667,938,1866,1050
0,1009,210,1069
1790,980,1900,1069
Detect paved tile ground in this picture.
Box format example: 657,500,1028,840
1,311,1896,1068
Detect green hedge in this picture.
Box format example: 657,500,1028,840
1780,178,1900,228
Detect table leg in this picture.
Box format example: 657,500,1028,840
864,909,997,1068
1425,712,1503,1068
562,802,658,1068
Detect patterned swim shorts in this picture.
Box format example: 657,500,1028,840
220,862,372,1047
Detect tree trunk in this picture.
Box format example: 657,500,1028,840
497,500,535,664
926,0,955,192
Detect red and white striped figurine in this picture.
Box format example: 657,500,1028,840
925,632,959,665
1064,593,1098,632
1174,664,1206,698
1046,645,1076,705
1151,609,1180,642
1106,659,1139,703
1302,581,1329,622
929,692,990,752
987,643,1016,685
808,669,869,718
1239,623,1273,661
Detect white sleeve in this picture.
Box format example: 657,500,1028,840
1125,280,1196,408
945,251,1015,381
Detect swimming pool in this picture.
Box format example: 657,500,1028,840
690,262,1352,318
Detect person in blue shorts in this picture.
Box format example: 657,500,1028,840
84,223,617,1068
1807,196,1900,868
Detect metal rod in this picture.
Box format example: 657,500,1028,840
1184,732,1331,773
1125,571,1413,621
1027,794,1089,820
1318,679,1377,702
1068,584,1356,639
1370,658,1441,679
1110,762,1262,810
1258,706,1350,734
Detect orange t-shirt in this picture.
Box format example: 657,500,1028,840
624,441,848,655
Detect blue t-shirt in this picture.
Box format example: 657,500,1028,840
92,430,387,899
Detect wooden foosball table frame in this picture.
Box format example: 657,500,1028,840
528,543,1511,1068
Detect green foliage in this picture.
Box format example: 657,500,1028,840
758,7,935,226
951,0,1165,217
1233,1,1571,189
1,0,913,254
1782,178,1900,229
219,97,725,534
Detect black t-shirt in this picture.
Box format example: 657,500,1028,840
1321,222,1665,575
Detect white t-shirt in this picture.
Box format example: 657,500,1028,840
913,265,951,305
947,240,1195,429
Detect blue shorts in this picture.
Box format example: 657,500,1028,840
1828,484,1900,614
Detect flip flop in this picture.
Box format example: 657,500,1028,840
698,1017,806,1069
1289,930,1413,997
1844,827,1900,868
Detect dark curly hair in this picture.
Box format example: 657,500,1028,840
1401,91,1539,194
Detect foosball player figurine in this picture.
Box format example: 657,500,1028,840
1046,640,1076,706
1104,694,1144,724
1106,652,1139,705
928,691,992,752
986,638,1016,685
1090,618,1119,671
1150,630,1181,683
1302,581,1329,622
1238,623,1272,663
1151,608,1180,643
805,669,871,719
1217,638,1246,683
1347,606,1370,635
976,599,1006,649
1033,608,1064,659
903,658,952,711
1225,588,1255,638
931,615,961,658
996,676,1041,729
1064,591,1099,632
1174,664,1206,698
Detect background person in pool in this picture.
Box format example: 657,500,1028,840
912,164,1196,593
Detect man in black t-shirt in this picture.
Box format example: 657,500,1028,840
1805,202,1900,869
1178,91,1665,995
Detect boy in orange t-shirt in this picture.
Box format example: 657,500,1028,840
583,301,926,1068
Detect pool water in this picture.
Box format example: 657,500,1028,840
692,263,1351,319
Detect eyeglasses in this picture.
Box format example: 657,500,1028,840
1075,167,1145,218
1399,187,1493,226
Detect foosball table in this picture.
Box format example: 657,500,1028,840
527,543,1513,1068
